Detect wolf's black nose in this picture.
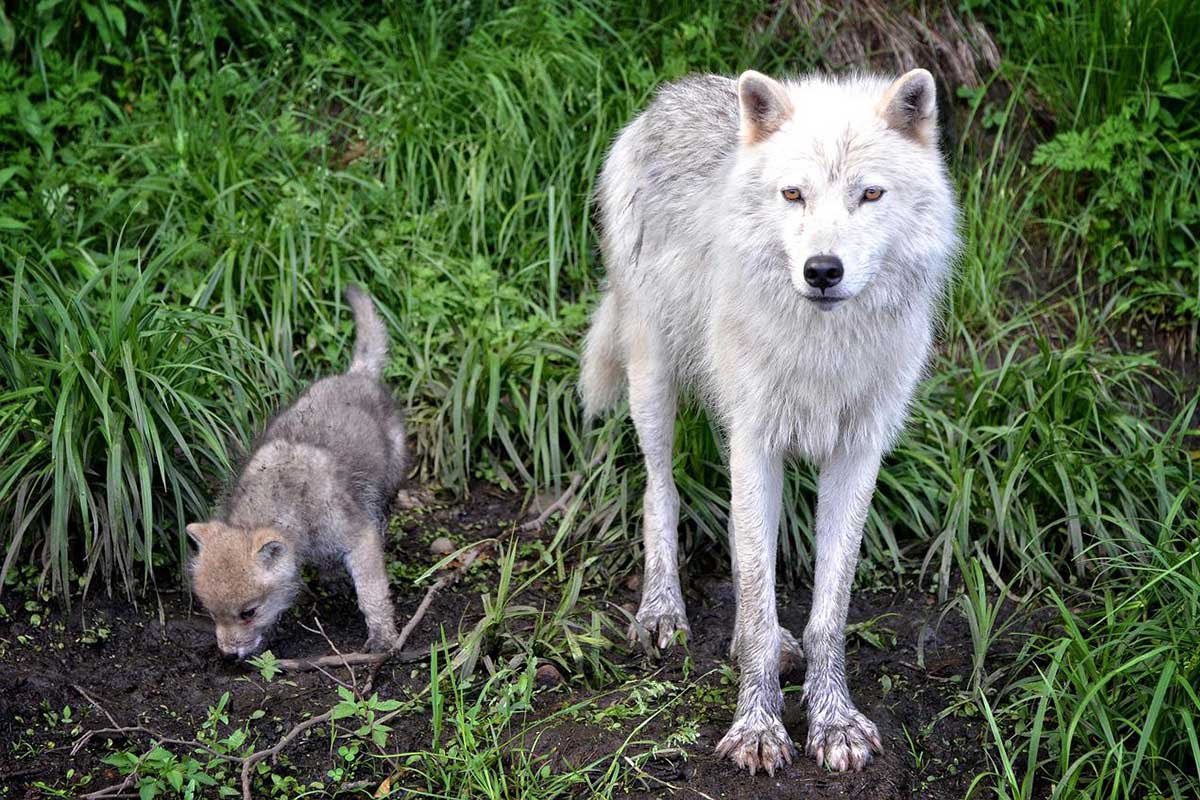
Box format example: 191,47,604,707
803,255,844,291
220,651,239,664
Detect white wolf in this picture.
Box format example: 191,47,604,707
580,69,958,775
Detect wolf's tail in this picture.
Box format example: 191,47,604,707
345,285,389,378
579,292,626,417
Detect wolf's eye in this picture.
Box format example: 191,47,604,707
239,607,257,622
781,186,803,203
862,186,885,202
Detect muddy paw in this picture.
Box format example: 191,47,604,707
715,710,796,776
627,602,690,653
806,709,882,772
363,627,399,653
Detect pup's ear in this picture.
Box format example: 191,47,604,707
186,522,215,548
878,69,937,143
252,528,287,567
737,70,794,145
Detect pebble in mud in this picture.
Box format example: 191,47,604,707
535,663,564,689
429,537,454,556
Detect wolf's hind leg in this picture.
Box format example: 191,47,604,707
803,444,884,772
626,336,688,653
345,528,399,652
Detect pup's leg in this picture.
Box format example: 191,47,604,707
626,336,687,652
345,529,399,652
728,516,804,673
803,443,884,772
715,433,794,775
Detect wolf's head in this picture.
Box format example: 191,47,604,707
731,68,957,312
186,521,300,660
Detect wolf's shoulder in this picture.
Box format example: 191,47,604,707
651,73,736,107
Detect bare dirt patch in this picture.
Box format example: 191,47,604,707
1,489,995,799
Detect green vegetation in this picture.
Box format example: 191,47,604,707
1,0,1196,798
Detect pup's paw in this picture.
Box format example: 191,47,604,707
728,626,805,675
805,708,882,772
363,627,399,653
627,602,690,654
715,710,796,776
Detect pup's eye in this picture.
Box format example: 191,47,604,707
239,608,257,622
781,186,803,203
862,186,885,202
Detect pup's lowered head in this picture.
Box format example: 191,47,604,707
186,521,300,660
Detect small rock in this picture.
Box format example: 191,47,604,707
535,663,564,689
429,537,455,557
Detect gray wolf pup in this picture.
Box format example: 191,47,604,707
187,286,407,661
581,69,958,774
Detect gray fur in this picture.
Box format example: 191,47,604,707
188,286,407,659
581,69,959,775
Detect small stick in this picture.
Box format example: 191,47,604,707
273,647,428,673
520,445,608,531
72,684,120,730
239,709,334,799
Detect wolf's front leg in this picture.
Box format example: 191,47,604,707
715,436,794,775
345,530,399,652
729,516,805,674
803,443,884,772
626,346,688,652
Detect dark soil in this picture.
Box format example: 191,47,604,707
0,488,996,799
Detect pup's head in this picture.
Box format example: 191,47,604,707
186,522,299,660
733,68,957,311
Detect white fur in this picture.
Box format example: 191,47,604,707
581,69,959,775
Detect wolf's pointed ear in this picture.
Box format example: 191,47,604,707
737,71,794,145
186,523,214,548
252,529,287,567
879,69,937,143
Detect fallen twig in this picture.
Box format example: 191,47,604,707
273,646,428,673
520,445,608,531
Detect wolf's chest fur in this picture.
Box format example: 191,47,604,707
707,283,932,461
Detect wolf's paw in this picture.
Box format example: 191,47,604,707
805,708,882,772
363,627,399,653
728,626,805,675
715,710,796,776
627,602,690,654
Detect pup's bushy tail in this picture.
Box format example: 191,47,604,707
579,292,626,417
345,285,389,377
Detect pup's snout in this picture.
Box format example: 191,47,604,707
220,650,240,664
803,255,843,291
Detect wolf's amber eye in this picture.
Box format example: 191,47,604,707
781,186,803,203
862,186,884,202
239,608,257,622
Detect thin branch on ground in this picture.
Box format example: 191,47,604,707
273,647,428,673
520,444,608,531
72,683,121,730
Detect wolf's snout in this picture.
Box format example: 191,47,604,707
220,650,240,664
803,255,843,291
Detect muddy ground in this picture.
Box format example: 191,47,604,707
1,489,1003,799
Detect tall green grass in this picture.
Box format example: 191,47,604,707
2,0,1199,795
